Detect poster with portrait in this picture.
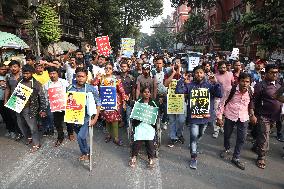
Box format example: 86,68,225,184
189,88,210,118
48,87,66,112
5,83,33,113
64,92,86,125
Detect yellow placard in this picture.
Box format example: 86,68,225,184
64,92,86,125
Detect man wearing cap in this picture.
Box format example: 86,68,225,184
136,63,157,100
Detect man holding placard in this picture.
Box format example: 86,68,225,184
8,65,47,153
66,67,101,161
44,66,71,147
176,65,222,169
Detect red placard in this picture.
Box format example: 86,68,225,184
95,36,111,57
48,87,66,112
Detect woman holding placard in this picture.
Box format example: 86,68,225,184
92,63,127,146
128,86,159,169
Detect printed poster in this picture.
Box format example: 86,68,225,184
121,38,135,58
188,57,200,71
100,86,117,110
95,36,111,57
190,88,210,118
48,87,66,112
167,79,185,114
130,102,159,125
5,83,33,113
64,92,86,125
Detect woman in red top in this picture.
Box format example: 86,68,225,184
92,63,127,145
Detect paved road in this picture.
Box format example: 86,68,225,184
0,123,283,189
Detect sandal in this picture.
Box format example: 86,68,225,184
128,157,136,168
26,138,32,145
105,135,112,143
30,144,41,153
68,134,75,141
148,158,155,169
54,140,63,147
256,159,266,169
113,139,123,146
79,154,90,161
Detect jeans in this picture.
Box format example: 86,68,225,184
224,118,248,159
190,124,207,158
16,108,40,145
169,114,186,139
121,104,132,128
74,115,90,155
42,105,54,132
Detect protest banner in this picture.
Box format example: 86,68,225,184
167,79,185,114
48,87,66,112
100,86,117,110
189,88,210,118
188,57,200,71
134,122,156,141
64,92,86,125
5,83,33,113
121,38,135,58
95,36,111,57
167,94,185,114
130,102,159,125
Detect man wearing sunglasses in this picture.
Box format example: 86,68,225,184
253,64,282,169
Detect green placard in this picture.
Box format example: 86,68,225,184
130,102,159,125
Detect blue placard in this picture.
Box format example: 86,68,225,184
100,86,117,110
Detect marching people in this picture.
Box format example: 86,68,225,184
216,72,256,170
67,67,101,161
175,65,222,169
92,62,127,146
15,64,47,152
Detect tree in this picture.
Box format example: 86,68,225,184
215,20,236,51
242,0,284,53
36,3,62,47
181,12,206,46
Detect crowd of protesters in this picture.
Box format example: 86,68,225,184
1,45,284,170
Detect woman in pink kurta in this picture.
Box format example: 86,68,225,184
92,63,127,146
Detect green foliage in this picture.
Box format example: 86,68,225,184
242,0,284,51
37,4,62,47
181,12,206,46
215,20,236,51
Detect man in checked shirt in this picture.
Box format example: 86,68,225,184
216,72,257,170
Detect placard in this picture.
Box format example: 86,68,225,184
5,83,33,113
168,79,178,94
134,122,155,141
188,57,200,71
100,86,117,110
64,92,86,125
190,88,210,118
167,79,185,114
130,102,159,125
95,36,111,57
48,87,66,112
121,38,135,58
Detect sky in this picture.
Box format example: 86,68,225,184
140,0,175,35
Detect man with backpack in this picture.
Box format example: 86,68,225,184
216,72,257,170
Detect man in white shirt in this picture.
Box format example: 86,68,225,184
44,66,74,146
92,55,106,77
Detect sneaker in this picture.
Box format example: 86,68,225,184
162,122,168,130
212,131,219,138
231,158,245,170
178,135,185,144
189,159,197,169
276,134,284,142
167,139,177,148
220,150,231,159
15,134,23,141
4,132,11,137
43,131,49,137
10,132,16,139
